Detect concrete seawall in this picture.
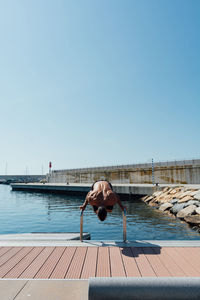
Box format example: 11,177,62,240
48,159,200,185
11,183,157,196
11,183,155,196
11,183,200,197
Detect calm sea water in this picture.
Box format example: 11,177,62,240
0,185,200,240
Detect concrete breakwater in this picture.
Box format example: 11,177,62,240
142,186,200,232
11,183,155,196
48,159,200,185
0,175,45,184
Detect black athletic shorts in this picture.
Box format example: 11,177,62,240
91,180,113,191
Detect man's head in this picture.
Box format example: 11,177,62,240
97,206,107,221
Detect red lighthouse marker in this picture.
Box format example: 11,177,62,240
49,161,52,173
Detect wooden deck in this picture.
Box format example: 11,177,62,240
0,246,200,279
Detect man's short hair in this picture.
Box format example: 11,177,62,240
97,206,107,221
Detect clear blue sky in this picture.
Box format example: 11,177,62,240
0,0,199,175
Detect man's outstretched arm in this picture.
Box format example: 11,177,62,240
79,192,90,211
116,194,126,211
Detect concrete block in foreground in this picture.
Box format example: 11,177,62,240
89,277,200,300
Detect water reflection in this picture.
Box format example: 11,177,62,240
0,185,199,240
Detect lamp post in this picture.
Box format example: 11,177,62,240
152,158,154,185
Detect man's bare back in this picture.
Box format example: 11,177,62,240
80,181,125,221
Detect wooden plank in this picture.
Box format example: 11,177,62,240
96,247,111,277
164,247,200,277
50,247,76,279
81,247,98,279
120,247,141,277
65,247,87,279
153,247,185,277
188,247,200,256
19,247,55,278
4,247,44,278
1,245,199,280
34,247,65,279
0,247,12,258
109,247,126,277
131,247,156,277
0,247,23,268
142,247,171,277
177,247,200,271
0,247,33,278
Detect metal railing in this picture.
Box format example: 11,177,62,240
80,208,127,242
80,210,84,242
123,208,127,242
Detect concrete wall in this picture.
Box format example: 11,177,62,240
48,159,200,184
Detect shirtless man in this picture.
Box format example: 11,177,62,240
80,180,125,221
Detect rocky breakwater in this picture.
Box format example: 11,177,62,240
142,187,200,232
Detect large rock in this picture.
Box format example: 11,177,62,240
177,205,197,219
172,192,181,199
153,191,162,197
142,195,149,201
184,215,200,225
179,191,192,199
159,202,173,212
170,198,178,205
169,188,180,195
170,203,186,215
148,200,158,207
155,197,163,203
195,207,200,215
157,190,174,200
144,196,153,203
189,190,199,196
162,187,170,193
185,200,200,207
159,194,175,203
178,195,193,203
194,192,200,201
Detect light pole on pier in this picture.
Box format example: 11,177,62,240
152,158,154,185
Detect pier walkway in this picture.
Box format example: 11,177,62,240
1,241,200,280
11,182,155,195
11,182,200,196
1,236,200,299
